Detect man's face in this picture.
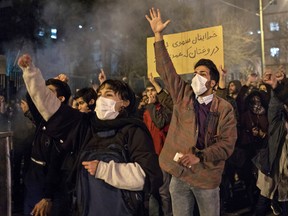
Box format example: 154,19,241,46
194,65,216,92
75,97,90,113
47,84,66,103
97,83,128,112
145,87,157,97
47,85,58,96
229,82,236,94
194,65,211,82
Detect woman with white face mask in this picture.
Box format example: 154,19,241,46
18,54,163,216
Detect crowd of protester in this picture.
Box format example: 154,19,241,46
1,7,287,216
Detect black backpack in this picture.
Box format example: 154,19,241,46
75,125,144,216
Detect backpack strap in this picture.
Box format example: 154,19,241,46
115,124,137,162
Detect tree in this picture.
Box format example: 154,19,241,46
201,5,260,80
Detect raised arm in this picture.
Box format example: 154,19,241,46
263,69,288,106
148,72,162,93
146,8,188,104
18,54,61,121
217,65,227,89
216,65,228,100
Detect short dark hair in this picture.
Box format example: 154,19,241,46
97,79,136,115
194,59,219,84
145,82,156,89
45,78,71,104
74,87,97,110
146,80,161,89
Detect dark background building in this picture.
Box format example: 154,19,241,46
0,0,287,101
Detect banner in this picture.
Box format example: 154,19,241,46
147,25,224,77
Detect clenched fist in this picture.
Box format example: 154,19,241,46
18,54,32,68
55,73,69,83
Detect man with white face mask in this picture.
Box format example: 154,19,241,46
191,73,208,96
190,59,218,100
95,96,123,120
146,8,237,216
17,55,163,216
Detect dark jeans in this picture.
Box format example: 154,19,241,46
149,170,172,216
255,194,288,216
24,162,72,216
254,195,270,216
281,201,288,216
12,137,33,212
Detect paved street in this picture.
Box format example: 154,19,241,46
12,206,276,216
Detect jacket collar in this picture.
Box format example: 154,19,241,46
196,94,213,105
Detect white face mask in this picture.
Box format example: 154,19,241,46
191,74,208,96
95,96,121,120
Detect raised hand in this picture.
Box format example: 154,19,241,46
218,65,227,77
98,69,106,84
217,65,227,89
20,100,29,113
148,94,157,104
148,72,163,93
145,8,170,38
55,74,69,83
148,72,155,84
18,54,32,69
275,70,285,82
263,70,277,89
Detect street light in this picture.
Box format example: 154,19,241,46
259,0,265,75
258,0,275,76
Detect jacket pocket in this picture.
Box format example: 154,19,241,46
169,164,185,178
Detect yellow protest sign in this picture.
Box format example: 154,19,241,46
147,25,224,77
